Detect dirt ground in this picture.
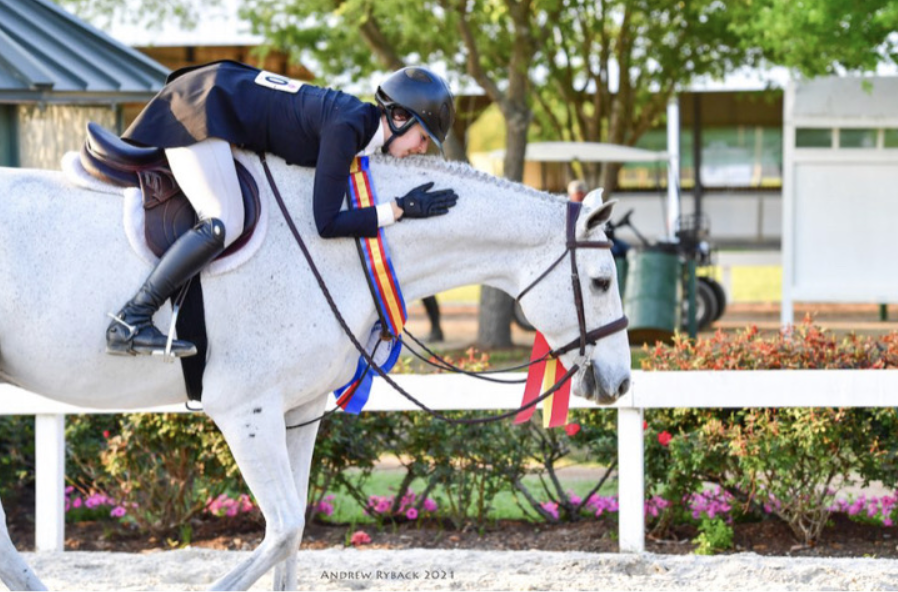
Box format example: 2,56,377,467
8,504,898,560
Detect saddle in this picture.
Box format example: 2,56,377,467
80,122,261,259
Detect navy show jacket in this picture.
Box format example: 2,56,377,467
123,60,382,238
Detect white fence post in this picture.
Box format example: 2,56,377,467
35,413,65,553
617,407,645,553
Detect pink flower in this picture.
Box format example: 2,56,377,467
350,531,371,546
658,431,672,447
423,499,438,513
110,506,126,518
406,508,418,520
103,430,110,439
73,497,82,509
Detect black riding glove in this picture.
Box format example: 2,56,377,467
396,182,458,219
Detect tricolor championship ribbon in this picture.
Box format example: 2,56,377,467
334,156,407,413
515,332,572,429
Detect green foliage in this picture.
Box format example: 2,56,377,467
310,412,397,519
640,321,898,545
89,413,241,538
727,0,898,77
0,416,34,499
512,409,617,523
693,517,734,555
400,410,530,530
642,318,898,371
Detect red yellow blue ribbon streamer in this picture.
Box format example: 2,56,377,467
347,157,407,336
515,332,572,429
334,156,407,413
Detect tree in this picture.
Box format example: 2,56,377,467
728,0,898,77
528,0,757,192
242,0,538,348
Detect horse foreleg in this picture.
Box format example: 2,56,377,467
272,396,327,591
0,494,47,591
204,392,306,591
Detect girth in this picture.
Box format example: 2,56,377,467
80,122,261,259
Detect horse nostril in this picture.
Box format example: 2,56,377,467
618,378,631,396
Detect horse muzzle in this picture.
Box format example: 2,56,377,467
576,362,631,405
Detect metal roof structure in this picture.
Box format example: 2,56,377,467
489,142,669,163
0,0,168,103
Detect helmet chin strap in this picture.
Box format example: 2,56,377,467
381,133,397,155
381,111,414,155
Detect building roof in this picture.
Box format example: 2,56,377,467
490,142,669,164
0,0,168,103
790,75,898,125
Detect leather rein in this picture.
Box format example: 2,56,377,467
258,154,627,428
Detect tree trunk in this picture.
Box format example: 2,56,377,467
443,129,468,163
476,102,530,348
477,285,516,348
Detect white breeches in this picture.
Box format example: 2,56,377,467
165,138,245,249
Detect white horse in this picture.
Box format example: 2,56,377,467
0,153,630,591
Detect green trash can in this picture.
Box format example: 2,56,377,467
614,256,628,298
623,245,681,344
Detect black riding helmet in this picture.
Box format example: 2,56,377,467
375,67,455,154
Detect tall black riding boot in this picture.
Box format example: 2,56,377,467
107,218,226,357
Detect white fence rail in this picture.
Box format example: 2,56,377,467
4,369,897,554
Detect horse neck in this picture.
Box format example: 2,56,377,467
379,160,568,303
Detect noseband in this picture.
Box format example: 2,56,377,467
517,201,629,360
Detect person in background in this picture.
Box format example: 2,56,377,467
567,179,588,203
422,296,444,342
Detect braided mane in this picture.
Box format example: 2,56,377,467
370,154,566,205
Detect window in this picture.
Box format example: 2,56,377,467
839,129,877,148
795,128,832,148
0,105,17,167
884,130,898,148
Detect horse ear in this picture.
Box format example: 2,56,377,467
582,188,604,209
578,197,618,235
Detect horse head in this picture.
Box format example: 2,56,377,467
515,189,631,405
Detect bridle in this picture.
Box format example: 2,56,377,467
258,154,628,428
516,201,629,362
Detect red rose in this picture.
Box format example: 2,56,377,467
658,431,672,447
103,430,110,439
564,423,581,436
643,420,648,430
350,530,371,546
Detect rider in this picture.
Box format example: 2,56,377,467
106,60,458,357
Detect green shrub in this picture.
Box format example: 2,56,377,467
92,413,241,538
0,416,34,500
640,320,898,544
511,409,617,523
310,411,397,520
694,517,734,555
402,410,530,529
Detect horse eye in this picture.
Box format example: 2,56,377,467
592,277,612,293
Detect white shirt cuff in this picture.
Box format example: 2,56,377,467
376,202,397,227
